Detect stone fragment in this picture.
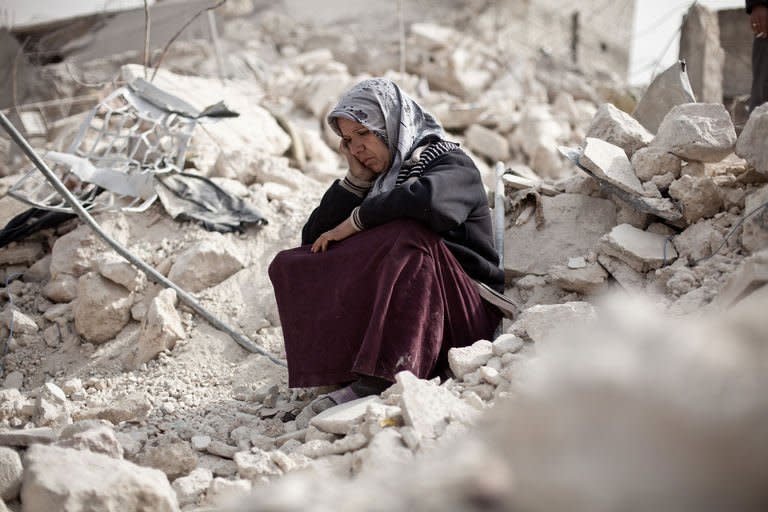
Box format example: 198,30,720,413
133,288,185,367
579,137,645,196
42,274,78,303
35,382,71,428
674,220,717,261
668,175,724,224
586,103,653,157
167,234,245,292
550,262,609,294
73,272,133,344
49,214,130,279
652,103,736,162
310,396,382,435
206,440,239,459
2,371,23,390
394,371,478,439
679,4,724,104
742,185,768,253
0,427,56,447
21,444,178,512
97,254,146,292
172,467,212,507
465,124,510,162
61,378,82,397
736,103,768,175
191,435,211,451
599,224,678,273
234,448,282,479
448,339,493,379
512,302,597,343
0,307,38,335
0,447,22,501
204,477,252,507
0,242,43,265
141,441,198,481
55,422,123,459
491,334,524,356
79,393,152,424
504,194,616,275
632,60,696,134
631,147,683,182
599,254,647,290
25,254,51,282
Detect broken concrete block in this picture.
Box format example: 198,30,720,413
549,261,609,294
167,234,245,292
97,255,145,292
352,428,412,476
0,241,44,265
0,427,56,448
511,302,596,343
598,224,678,273
668,175,724,224
652,103,736,162
504,194,617,276
632,60,696,134
172,467,213,507
22,445,178,512
235,448,283,479
736,103,768,175
35,382,71,428
73,272,133,344
133,288,185,367
465,124,510,162
742,185,768,254
141,441,198,481
79,392,152,424
310,396,382,435
42,274,78,303
1,307,38,335
49,214,130,280
55,423,123,459
394,371,478,439
2,371,23,390
579,137,645,196
448,339,493,379
674,219,718,261
0,447,22,501
586,103,653,158
631,146,683,182
491,334,524,356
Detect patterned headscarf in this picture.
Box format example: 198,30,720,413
327,78,444,197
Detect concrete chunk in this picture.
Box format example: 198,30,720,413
491,334,524,356
579,137,645,196
73,272,133,344
512,302,597,343
0,447,22,501
133,288,185,367
310,396,382,435
736,103,768,175
0,427,56,447
550,262,609,294
599,224,678,273
465,124,510,162
448,340,493,379
652,103,736,162
167,234,245,293
586,103,653,157
668,175,724,224
631,146,683,182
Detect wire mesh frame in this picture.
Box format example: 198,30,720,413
8,83,198,214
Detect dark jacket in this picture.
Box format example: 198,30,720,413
747,0,768,13
302,148,505,291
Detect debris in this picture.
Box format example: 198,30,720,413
679,4,725,104
73,272,133,344
133,288,185,368
598,223,678,273
167,234,245,293
448,340,494,379
651,103,737,163
0,447,22,502
585,103,653,158
631,147,683,182
579,137,645,196
741,185,768,253
511,302,597,343
668,175,724,224
735,103,768,175
310,396,382,435
632,60,696,134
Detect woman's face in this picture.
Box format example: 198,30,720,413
336,117,391,173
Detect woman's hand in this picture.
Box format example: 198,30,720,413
340,141,377,182
311,218,358,253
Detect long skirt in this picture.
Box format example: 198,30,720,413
268,219,502,388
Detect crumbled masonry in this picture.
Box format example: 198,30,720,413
0,3,767,512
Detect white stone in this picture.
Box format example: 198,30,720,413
2,371,23,390
549,262,609,294
35,382,71,428
0,242,43,265
61,378,82,397
512,302,597,343
631,146,683,182
742,185,768,253
353,429,412,476
21,445,178,512
73,272,133,344
586,103,653,157
133,288,185,367
491,334,524,356
448,339,493,379
97,255,146,292
204,477,252,507
234,449,282,479
652,103,736,162
141,441,198,481
394,371,479,439
0,447,22,501
736,103,768,175
295,73,352,117
580,137,645,196
1,307,38,335
310,395,382,435
674,220,717,261
55,423,123,459
668,175,723,224
599,224,678,273
167,234,245,292
568,256,587,269
480,366,503,386
465,124,510,162
191,435,212,451
172,467,213,507
49,214,130,280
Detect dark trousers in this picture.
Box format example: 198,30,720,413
751,36,768,111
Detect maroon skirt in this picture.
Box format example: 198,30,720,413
268,219,501,388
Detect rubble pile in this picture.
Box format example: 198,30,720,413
0,3,767,512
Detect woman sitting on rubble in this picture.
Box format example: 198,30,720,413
268,78,504,412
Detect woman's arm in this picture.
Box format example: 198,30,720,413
301,180,364,245
355,150,483,233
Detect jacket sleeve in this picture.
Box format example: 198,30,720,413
356,151,482,233
301,180,364,245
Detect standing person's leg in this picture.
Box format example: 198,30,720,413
751,37,768,112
